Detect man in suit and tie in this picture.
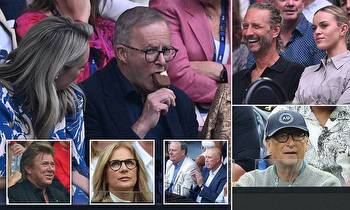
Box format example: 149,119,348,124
165,141,197,198
190,146,227,203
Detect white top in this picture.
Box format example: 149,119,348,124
302,0,332,23
110,192,131,203
132,142,153,191
196,164,223,203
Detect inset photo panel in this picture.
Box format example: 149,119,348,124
233,105,350,187
164,140,228,205
89,140,155,205
6,140,72,205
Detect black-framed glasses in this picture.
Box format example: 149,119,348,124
121,44,178,63
271,132,308,143
108,159,138,171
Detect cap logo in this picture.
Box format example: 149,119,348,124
279,113,293,124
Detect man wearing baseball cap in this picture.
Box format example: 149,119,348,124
235,110,341,187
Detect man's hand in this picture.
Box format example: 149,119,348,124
132,88,176,138
190,61,222,81
190,169,204,187
55,0,91,23
10,143,25,156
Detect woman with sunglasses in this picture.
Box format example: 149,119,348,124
92,141,153,203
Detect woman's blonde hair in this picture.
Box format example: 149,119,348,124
92,142,152,203
0,16,93,138
315,5,350,38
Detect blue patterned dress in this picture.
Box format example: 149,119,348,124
0,84,89,204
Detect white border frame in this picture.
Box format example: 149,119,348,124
6,139,72,205
89,139,155,205
163,139,229,205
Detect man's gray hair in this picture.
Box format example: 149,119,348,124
114,6,169,45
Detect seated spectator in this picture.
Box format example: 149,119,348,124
0,16,92,204
15,0,115,82
8,142,69,203
150,0,231,110
165,141,197,198
247,0,326,68
294,5,350,104
81,8,198,204
92,142,153,203
273,106,350,186
190,146,227,203
234,3,304,104
236,110,341,187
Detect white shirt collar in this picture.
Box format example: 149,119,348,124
109,192,131,203
210,163,222,176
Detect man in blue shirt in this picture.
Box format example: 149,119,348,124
165,141,196,199
247,0,325,68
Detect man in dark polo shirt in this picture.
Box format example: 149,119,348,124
8,142,69,203
233,3,304,104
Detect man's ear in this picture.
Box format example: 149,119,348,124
25,166,32,175
272,25,281,39
115,45,128,64
266,139,272,154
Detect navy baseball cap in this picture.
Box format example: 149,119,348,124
266,110,309,138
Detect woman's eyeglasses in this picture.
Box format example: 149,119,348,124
108,159,138,171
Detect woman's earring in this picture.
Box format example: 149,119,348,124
55,72,60,80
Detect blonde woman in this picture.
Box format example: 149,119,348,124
294,5,350,104
0,16,92,203
92,142,153,203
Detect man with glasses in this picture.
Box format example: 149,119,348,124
81,7,198,203
235,110,341,187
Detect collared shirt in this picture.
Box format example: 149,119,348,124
196,164,223,203
247,14,326,68
169,158,185,192
109,192,131,203
293,51,350,104
233,56,304,104
132,142,154,191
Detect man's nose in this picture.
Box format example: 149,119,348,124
243,26,254,38
155,52,167,65
286,135,296,146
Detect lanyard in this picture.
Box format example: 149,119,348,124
214,0,227,64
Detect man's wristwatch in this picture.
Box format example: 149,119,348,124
219,65,228,83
